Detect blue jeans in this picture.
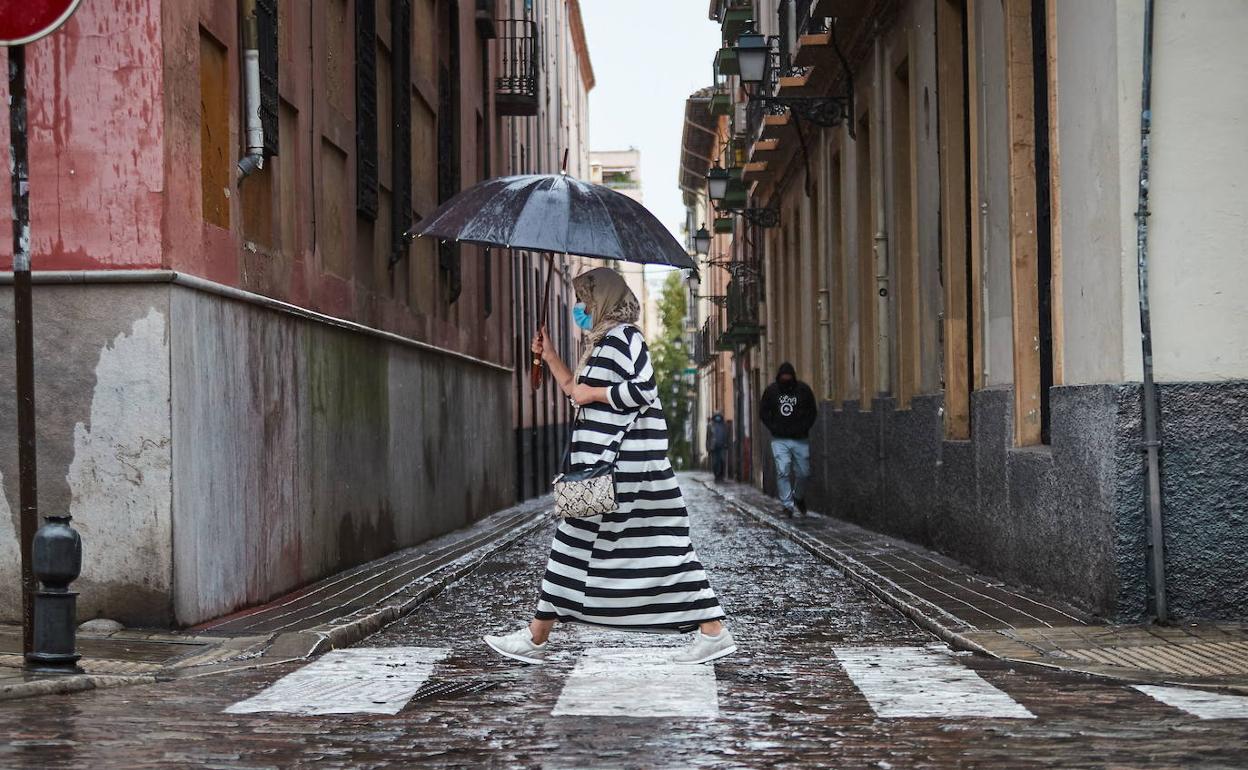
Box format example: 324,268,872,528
770,438,810,511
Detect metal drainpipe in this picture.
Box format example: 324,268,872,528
1134,0,1167,624
237,1,265,179
871,39,891,398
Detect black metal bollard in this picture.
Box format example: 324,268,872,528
25,516,83,672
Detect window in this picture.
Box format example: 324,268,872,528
355,0,378,220
829,149,846,404
200,30,230,228
855,113,874,408
437,0,462,303
256,0,279,157
392,0,414,266
1002,0,1057,445
937,0,972,438
893,52,920,410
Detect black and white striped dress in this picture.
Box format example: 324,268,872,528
534,324,725,632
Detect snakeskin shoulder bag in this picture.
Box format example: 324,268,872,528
552,345,643,519
552,405,620,519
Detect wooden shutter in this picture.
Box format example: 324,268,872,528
392,0,413,258
355,0,379,220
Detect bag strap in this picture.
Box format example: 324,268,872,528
557,337,645,474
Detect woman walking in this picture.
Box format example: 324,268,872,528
484,268,735,665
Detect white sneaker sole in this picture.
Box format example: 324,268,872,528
483,636,546,665
673,643,738,665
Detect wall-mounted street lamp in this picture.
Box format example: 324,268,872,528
706,167,731,204
735,29,771,85
696,294,730,309
705,166,780,228
734,23,855,132
692,226,712,257
704,256,762,282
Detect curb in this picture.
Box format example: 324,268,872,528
266,507,551,658
700,480,994,657
1,501,552,701
0,673,157,702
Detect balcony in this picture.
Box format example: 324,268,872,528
716,0,755,39
718,277,763,348
496,20,539,116
693,318,715,367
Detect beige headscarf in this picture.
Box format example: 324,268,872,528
573,267,641,371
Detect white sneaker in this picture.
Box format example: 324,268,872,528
483,627,548,665
669,629,737,665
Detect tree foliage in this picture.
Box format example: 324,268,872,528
649,271,692,469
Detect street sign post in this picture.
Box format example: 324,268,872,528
0,0,82,46
2,0,83,669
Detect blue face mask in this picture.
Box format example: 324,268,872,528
572,302,593,330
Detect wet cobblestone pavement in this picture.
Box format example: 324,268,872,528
2,476,1247,769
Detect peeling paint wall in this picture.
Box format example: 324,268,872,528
0,0,166,271
0,283,514,627
0,287,173,625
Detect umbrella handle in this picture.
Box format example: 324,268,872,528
530,355,544,390
531,254,556,391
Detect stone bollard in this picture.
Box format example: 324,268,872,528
25,516,83,673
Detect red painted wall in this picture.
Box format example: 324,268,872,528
1,0,516,368
0,1,166,271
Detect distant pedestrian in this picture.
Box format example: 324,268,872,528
759,362,817,517
706,412,729,482
483,267,736,666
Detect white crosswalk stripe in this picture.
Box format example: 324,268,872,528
551,647,720,718
1134,685,1248,719
834,645,1036,719
225,647,449,715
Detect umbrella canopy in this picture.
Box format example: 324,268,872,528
414,174,697,269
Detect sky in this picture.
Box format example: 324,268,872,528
579,1,723,286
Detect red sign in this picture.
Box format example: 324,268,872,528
0,0,81,46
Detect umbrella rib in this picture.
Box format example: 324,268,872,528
587,183,625,262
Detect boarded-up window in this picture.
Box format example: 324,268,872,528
200,30,230,228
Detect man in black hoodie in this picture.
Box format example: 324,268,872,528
759,362,817,516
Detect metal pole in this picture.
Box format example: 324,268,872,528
1135,0,1167,623
9,45,37,657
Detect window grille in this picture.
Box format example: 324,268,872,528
256,0,279,156
392,0,414,260
355,0,379,220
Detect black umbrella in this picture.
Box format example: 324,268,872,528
413,171,696,388
415,173,696,268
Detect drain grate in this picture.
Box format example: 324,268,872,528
408,679,502,702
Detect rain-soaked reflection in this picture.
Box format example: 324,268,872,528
0,479,1245,768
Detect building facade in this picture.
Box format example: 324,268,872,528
0,0,591,627
693,0,1248,622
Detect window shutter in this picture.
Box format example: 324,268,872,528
392,0,413,257
355,0,379,220
256,0,279,157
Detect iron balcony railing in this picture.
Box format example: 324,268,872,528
718,276,763,349
496,19,539,116
693,318,714,367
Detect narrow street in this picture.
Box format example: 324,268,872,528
2,476,1245,769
